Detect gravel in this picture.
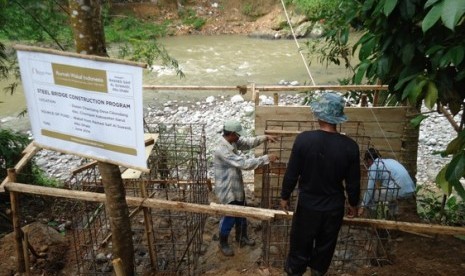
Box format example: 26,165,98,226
32,93,457,190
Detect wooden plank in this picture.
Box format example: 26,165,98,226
121,134,158,179
4,182,275,221
142,84,388,92
0,143,41,192
256,106,411,124
72,161,98,175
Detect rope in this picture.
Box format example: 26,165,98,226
279,2,398,160
280,0,316,86
370,108,397,159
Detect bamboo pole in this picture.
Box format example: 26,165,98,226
139,181,157,270
142,84,388,92
4,182,275,221
273,93,279,105
7,169,26,274
143,85,244,91
0,143,40,192
23,232,30,275
5,182,465,236
343,217,465,236
72,161,98,175
112,258,125,276
251,82,256,102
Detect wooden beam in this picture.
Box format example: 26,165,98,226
142,85,388,92
343,217,465,236
5,181,465,236
4,182,274,221
7,170,26,274
0,143,40,192
72,161,98,175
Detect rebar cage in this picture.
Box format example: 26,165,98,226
68,123,209,275
259,120,399,275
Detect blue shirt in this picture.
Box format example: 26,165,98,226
214,135,269,204
362,158,415,207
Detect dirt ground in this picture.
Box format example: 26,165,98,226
2,192,465,275
1,1,465,275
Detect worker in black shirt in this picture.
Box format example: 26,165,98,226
280,92,361,276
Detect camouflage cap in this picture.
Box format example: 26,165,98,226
309,93,348,124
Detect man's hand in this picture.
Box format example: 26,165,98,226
280,199,289,214
346,205,358,218
268,154,279,162
357,207,365,217
265,135,278,143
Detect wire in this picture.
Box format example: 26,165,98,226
280,0,316,86
370,108,397,159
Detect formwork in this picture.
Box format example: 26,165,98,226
257,118,401,275
68,123,209,275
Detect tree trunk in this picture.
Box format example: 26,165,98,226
97,161,134,275
68,1,135,275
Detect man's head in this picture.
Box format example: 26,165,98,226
364,147,380,166
223,120,245,143
309,93,347,124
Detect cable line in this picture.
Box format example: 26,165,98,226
280,0,316,86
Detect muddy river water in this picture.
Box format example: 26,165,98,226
0,35,354,131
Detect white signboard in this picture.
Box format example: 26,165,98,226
17,48,147,171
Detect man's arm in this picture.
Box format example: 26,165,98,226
345,149,361,208
280,137,302,201
236,135,277,151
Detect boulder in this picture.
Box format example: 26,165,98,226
0,222,68,275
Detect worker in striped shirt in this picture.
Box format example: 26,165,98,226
214,119,278,256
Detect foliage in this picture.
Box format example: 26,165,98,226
0,1,171,46
117,41,184,78
104,16,170,43
0,128,29,179
417,185,465,225
0,0,73,48
179,8,206,30
240,1,267,18
29,164,61,187
0,42,7,79
242,2,254,16
303,0,465,198
287,0,340,20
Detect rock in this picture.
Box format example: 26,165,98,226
0,222,68,275
230,95,244,103
206,96,215,103
96,252,107,263
294,21,313,38
310,21,325,38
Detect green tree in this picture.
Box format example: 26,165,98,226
310,0,465,199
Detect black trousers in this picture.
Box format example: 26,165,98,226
285,205,344,275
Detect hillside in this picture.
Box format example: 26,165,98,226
110,0,285,36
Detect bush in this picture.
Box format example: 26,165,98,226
289,0,340,20
179,8,206,30
417,185,465,226
0,128,29,180
104,16,170,43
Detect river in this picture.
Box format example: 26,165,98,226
0,35,354,131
